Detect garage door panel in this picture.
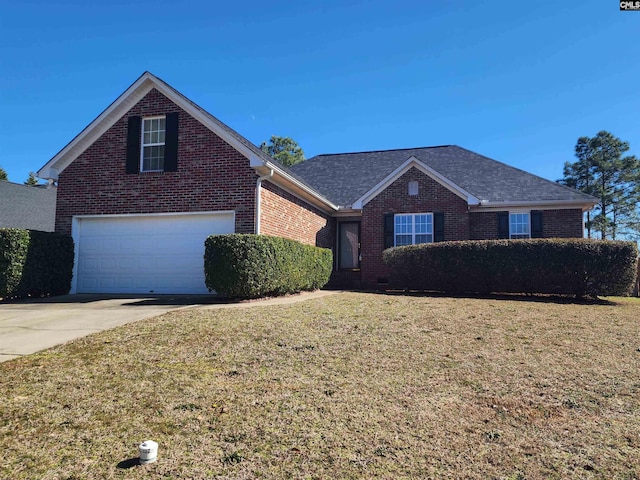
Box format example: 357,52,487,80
75,213,234,294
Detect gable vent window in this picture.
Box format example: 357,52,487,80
141,116,166,172
408,180,419,196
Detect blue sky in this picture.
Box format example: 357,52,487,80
1,0,638,185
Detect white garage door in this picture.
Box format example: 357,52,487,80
74,212,235,294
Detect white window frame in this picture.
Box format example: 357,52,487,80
140,116,166,172
509,211,531,239
394,213,433,246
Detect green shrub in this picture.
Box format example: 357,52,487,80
383,238,638,297
0,229,74,300
204,234,332,299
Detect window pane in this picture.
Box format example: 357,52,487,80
395,213,434,246
142,117,166,147
395,215,412,235
142,145,165,171
395,234,412,247
510,213,530,238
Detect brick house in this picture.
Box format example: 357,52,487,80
37,72,597,294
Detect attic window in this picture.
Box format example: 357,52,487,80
408,180,419,196
141,116,166,172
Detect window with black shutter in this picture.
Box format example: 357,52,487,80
126,112,178,174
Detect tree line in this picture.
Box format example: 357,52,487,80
559,131,640,240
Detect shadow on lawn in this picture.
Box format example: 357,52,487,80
375,289,617,306
116,457,140,469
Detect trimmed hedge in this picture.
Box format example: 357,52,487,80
204,234,332,299
0,229,74,300
383,238,638,297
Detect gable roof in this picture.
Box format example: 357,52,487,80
37,72,338,213
0,181,57,232
289,145,598,209
36,73,595,215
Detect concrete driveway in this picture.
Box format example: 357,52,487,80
0,290,339,363
0,294,216,363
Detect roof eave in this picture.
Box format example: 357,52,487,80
470,199,598,212
251,158,339,213
37,72,270,181
37,72,158,180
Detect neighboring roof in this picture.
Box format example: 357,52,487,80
0,181,57,232
289,145,598,209
37,72,338,213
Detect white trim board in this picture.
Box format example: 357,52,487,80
469,200,597,212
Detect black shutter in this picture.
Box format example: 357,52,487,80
497,212,509,239
126,116,141,174
384,213,395,249
531,210,543,238
164,112,179,172
434,212,445,242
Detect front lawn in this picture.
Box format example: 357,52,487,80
1,292,639,479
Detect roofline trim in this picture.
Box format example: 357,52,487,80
470,199,598,212
37,72,338,213
352,156,481,209
37,72,265,180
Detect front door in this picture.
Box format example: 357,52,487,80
338,222,360,270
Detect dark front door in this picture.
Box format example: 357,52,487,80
338,222,360,270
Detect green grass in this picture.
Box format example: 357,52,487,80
1,292,639,479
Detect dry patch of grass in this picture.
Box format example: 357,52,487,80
1,292,639,479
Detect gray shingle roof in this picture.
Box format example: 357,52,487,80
289,145,596,208
0,181,57,231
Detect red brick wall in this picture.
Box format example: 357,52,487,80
540,209,584,237
469,209,585,239
360,168,469,287
259,182,334,248
55,88,257,235
469,211,499,240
